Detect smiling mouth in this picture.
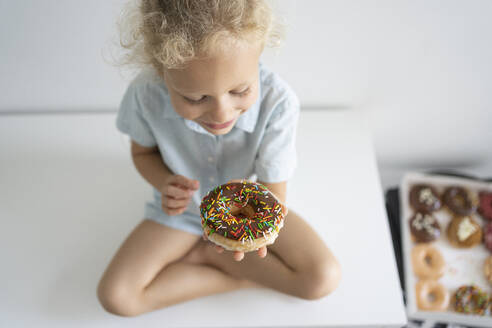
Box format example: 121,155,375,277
202,118,235,130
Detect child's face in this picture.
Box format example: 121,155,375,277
163,42,262,135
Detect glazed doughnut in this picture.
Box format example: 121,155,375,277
411,244,445,279
200,181,286,252
409,212,440,243
484,256,492,285
415,279,450,311
479,191,492,221
451,285,490,315
446,216,482,248
485,222,492,253
409,184,441,213
443,186,478,216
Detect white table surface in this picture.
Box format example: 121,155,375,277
0,109,406,327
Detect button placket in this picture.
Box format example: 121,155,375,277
207,135,218,186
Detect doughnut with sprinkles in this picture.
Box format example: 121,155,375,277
200,181,287,252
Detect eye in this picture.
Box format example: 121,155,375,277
183,95,207,105
230,87,251,97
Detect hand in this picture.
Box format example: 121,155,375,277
160,174,199,215
202,231,268,261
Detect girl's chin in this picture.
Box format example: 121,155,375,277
199,118,237,134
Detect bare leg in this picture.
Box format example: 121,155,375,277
97,219,256,317
139,261,248,312
200,209,341,300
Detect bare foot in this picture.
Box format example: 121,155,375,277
181,239,208,265
182,239,265,290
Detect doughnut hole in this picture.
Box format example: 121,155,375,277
453,195,466,207
427,292,436,303
424,255,432,266
229,204,256,219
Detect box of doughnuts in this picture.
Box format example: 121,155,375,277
400,172,492,326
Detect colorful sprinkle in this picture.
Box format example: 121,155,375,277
200,181,284,243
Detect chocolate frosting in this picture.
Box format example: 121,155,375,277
443,186,477,216
409,212,440,243
200,181,284,242
409,184,441,212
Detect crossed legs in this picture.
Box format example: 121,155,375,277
97,210,341,316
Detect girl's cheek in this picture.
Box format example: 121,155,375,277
171,99,201,120
243,88,259,109
179,106,200,120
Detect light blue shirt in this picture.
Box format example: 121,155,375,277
116,62,300,234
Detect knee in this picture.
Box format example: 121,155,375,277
298,256,341,300
97,278,143,317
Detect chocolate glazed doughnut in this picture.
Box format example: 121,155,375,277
200,181,287,252
409,212,441,243
409,184,441,213
443,186,478,216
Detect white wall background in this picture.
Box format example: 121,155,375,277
1,0,491,187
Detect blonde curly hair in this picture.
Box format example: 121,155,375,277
114,0,284,77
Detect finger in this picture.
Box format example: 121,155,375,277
165,197,190,209
202,232,208,241
257,246,267,258
282,205,289,216
233,251,244,261
172,175,200,190
163,184,193,199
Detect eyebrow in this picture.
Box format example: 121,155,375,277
175,81,251,95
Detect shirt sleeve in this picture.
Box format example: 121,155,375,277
255,94,300,183
116,80,157,147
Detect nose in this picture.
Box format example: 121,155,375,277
208,97,233,123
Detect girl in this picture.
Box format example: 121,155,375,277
97,0,341,317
